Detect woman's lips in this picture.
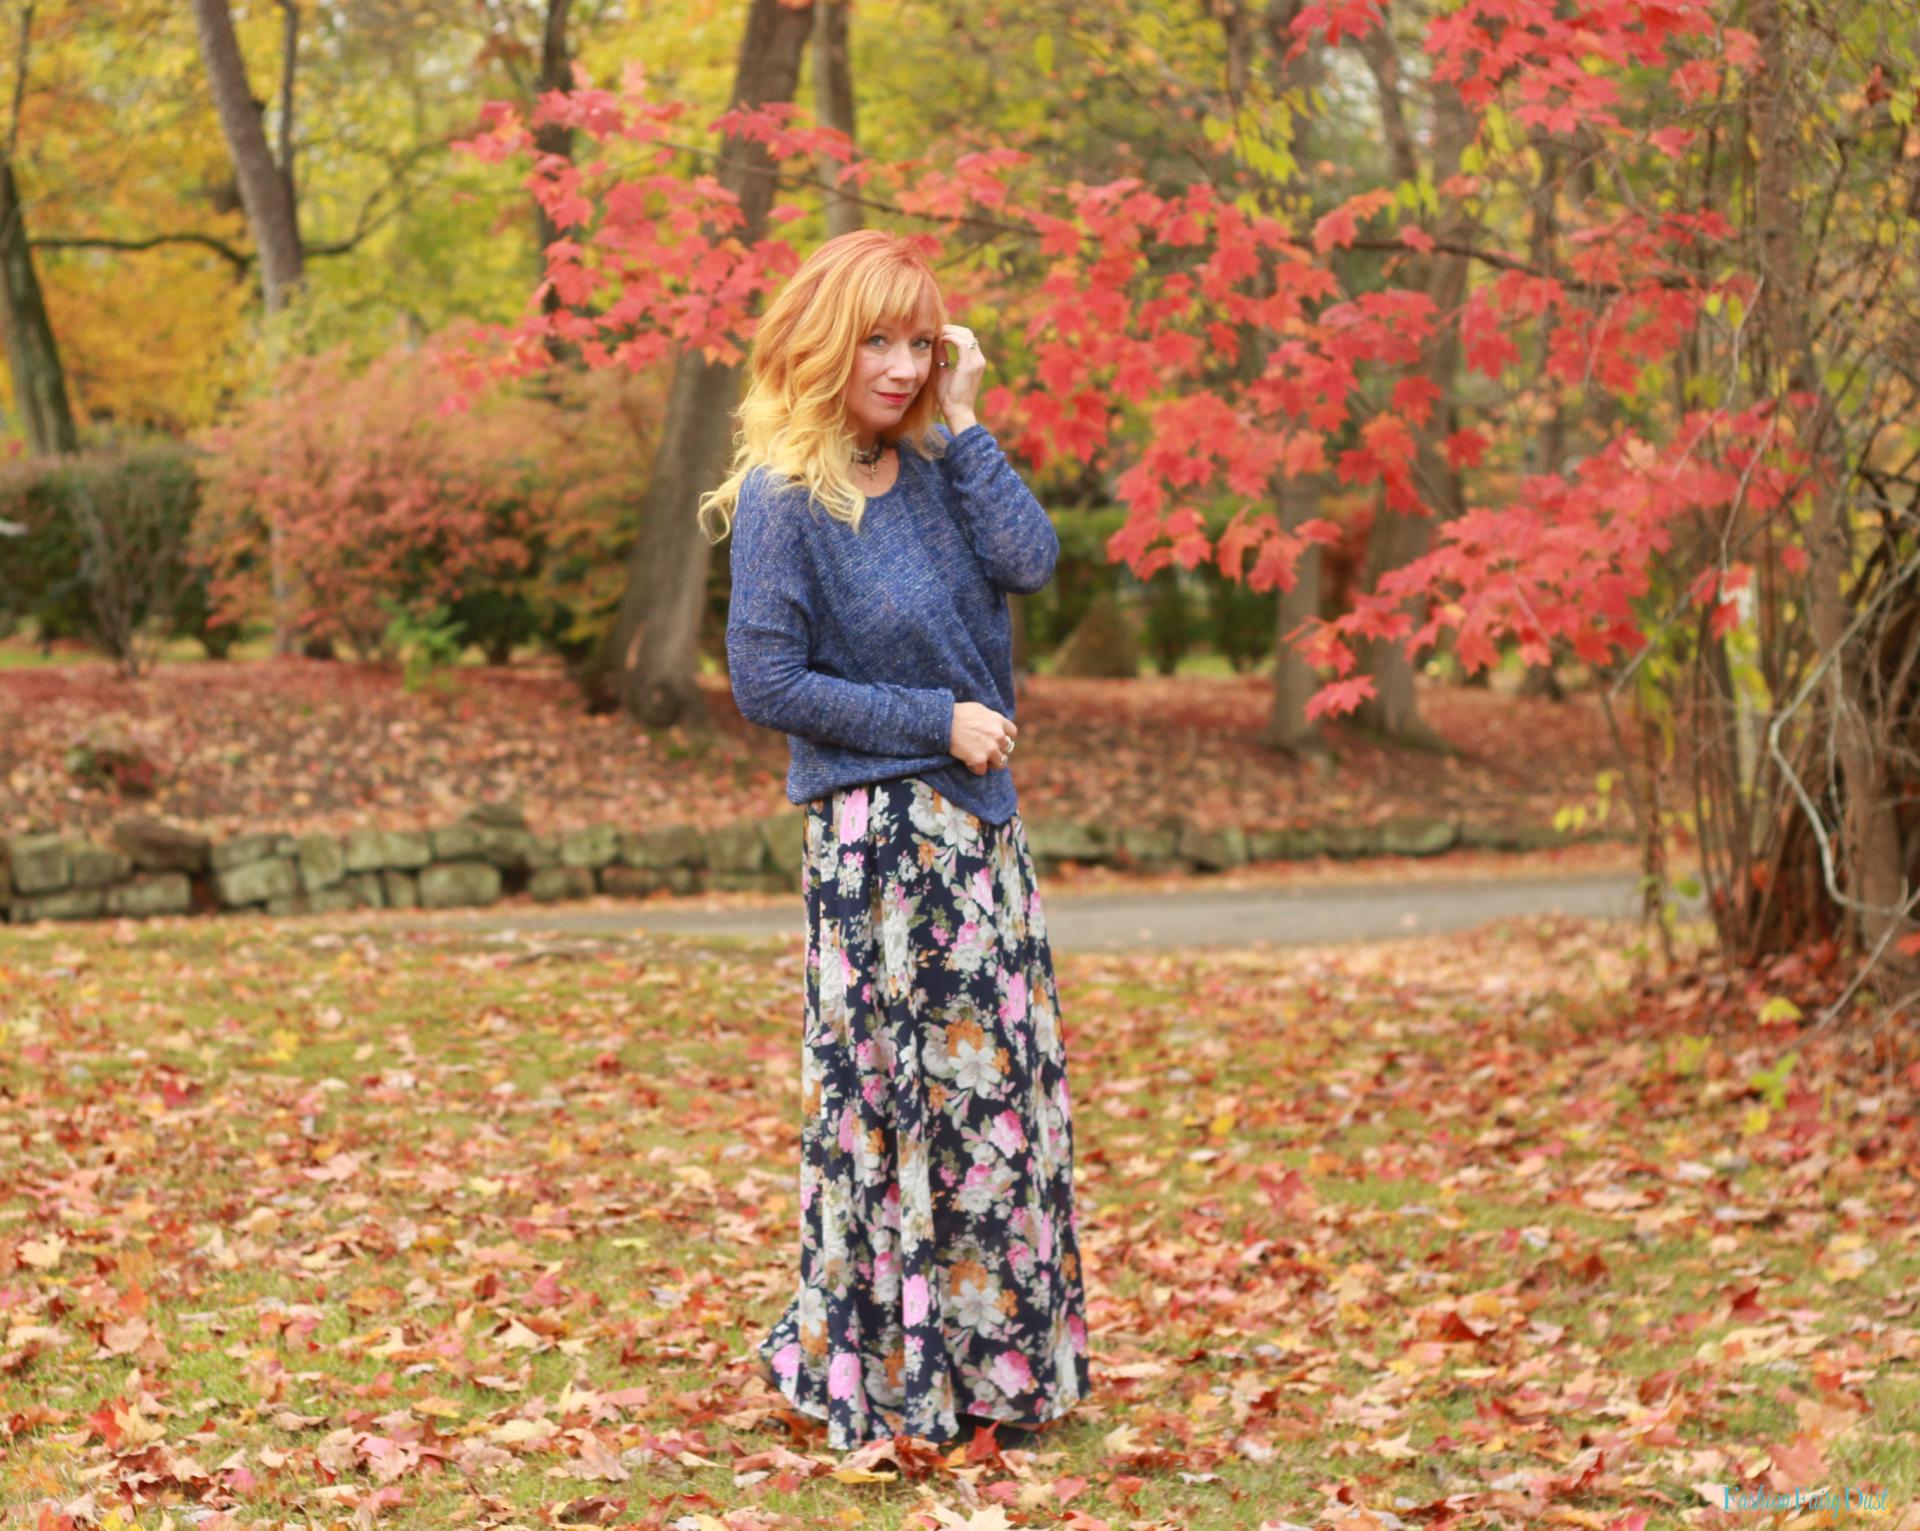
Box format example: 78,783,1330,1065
877,391,909,403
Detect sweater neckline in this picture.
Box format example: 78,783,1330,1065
864,446,908,503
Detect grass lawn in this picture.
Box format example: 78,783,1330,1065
2,911,1914,1530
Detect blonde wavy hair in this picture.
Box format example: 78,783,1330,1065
697,229,953,543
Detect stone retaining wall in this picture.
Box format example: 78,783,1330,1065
0,804,1611,925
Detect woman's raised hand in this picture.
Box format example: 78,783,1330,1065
949,700,1018,776
935,323,985,425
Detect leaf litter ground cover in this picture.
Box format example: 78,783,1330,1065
2,911,1916,1530
1,658,1616,840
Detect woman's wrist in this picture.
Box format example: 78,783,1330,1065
945,410,980,436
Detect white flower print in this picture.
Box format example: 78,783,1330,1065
879,889,917,1001
948,1266,1006,1336
950,1033,1001,1096
946,916,994,976
957,1157,1017,1216
907,785,947,841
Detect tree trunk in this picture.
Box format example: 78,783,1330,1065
190,0,303,313
276,1,299,217
1749,0,1912,965
1348,24,1469,750
1264,475,1328,754
532,0,576,316
1009,591,1031,682
812,0,861,241
589,0,817,727
193,0,304,655
0,156,78,455
1244,0,1327,751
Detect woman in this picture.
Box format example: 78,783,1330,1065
700,229,1091,1451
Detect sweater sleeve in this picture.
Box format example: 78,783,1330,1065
936,422,1060,595
726,470,956,757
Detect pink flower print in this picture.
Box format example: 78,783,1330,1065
969,866,995,913
838,1104,858,1153
988,1110,1026,1158
839,788,869,842
1068,1313,1087,1352
1036,1209,1054,1263
1008,1241,1033,1278
957,919,979,948
773,1340,802,1380
903,1273,930,1326
986,1350,1034,1398
841,950,858,987
828,1351,862,1400
1000,970,1028,1027
862,1075,886,1109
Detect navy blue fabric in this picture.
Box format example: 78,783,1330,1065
755,775,1091,1448
725,422,1058,827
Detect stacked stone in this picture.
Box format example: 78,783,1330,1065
0,809,1579,925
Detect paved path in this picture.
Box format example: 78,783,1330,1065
394,871,1691,954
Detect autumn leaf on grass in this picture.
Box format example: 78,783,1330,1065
20,1234,68,1270
1793,1394,1864,1439
1764,1431,1828,1492
567,1432,630,1482
924,1504,1015,1531
1580,1185,1652,1212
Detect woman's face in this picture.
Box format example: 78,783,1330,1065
844,311,939,445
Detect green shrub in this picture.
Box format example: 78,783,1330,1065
1142,569,1197,675
0,441,238,672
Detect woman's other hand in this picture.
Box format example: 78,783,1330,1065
949,700,1018,776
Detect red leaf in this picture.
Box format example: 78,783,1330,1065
1726,1285,1769,1322
1304,675,1374,720
1312,189,1392,254
1443,428,1489,469
1391,376,1442,428
1312,204,1360,255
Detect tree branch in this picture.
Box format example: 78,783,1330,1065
30,230,252,275
1347,237,1697,295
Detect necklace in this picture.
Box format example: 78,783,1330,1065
852,436,887,479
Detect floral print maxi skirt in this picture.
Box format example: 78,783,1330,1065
755,776,1092,1449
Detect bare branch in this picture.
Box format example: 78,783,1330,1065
31,229,252,275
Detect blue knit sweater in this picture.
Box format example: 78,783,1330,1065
725,422,1058,827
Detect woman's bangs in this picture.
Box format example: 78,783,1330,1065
869,270,940,338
